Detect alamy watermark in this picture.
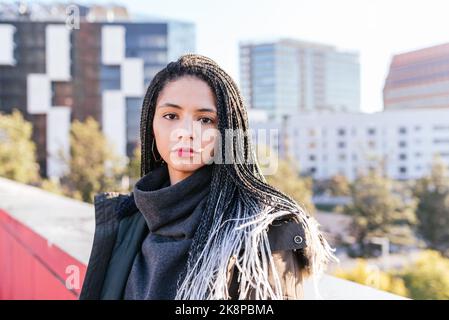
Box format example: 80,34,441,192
65,5,80,30
164,124,281,175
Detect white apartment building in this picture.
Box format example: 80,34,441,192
249,109,449,181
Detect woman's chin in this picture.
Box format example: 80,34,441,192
166,161,205,173
167,153,214,170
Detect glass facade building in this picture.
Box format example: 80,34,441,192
240,39,360,120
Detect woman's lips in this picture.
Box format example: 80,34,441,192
176,147,196,157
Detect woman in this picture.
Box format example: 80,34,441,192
79,53,337,300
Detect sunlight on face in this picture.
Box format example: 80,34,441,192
153,75,219,184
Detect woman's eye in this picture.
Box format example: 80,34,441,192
163,113,177,120
199,117,214,125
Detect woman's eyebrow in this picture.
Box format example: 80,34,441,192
158,102,182,109
158,102,216,113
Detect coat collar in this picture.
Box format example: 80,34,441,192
133,164,213,233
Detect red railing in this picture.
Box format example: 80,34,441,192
0,208,86,300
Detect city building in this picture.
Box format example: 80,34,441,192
0,2,195,178
250,109,449,181
240,38,360,121
383,42,449,111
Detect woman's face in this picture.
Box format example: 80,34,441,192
153,75,219,182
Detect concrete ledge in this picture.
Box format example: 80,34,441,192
303,274,408,299
0,177,94,265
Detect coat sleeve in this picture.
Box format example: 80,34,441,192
265,217,308,299
267,248,306,299
227,217,308,300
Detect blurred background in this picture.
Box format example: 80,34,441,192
0,0,449,300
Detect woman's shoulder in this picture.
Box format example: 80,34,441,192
93,191,126,204
93,191,139,221
267,214,308,252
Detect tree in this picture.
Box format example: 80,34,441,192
0,109,40,184
344,172,417,253
258,145,315,213
39,177,65,195
61,116,128,203
334,259,409,297
127,143,141,191
327,174,351,196
413,156,449,256
400,250,449,300
314,174,351,197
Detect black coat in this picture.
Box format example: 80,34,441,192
79,192,309,300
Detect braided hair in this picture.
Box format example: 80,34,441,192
139,53,337,299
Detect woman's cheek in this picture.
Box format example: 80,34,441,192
160,133,172,161
202,133,219,164
153,124,170,161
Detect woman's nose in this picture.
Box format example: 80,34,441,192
177,117,198,140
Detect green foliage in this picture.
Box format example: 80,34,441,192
0,109,40,184
61,116,128,203
413,156,449,256
334,259,409,297
318,174,351,196
127,143,141,190
258,145,315,213
335,251,449,299
39,177,65,195
344,171,417,248
399,250,449,300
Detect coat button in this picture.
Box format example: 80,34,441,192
294,235,303,244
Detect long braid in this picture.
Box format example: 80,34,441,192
139,54,338,299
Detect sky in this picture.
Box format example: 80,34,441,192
17,0,449,113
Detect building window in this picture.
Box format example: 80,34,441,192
337,128,346,136
399,166,407,174
368,140,376,148
399,141,407,148
433,138,449,144
399,153,407,160
309,154,316,161
367,128,376,135
399,127,407,134
339,154,346,161
433,125,449,131
338,141,346,148
308,142,316,149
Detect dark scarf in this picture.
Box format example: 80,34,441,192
123,163,214,300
